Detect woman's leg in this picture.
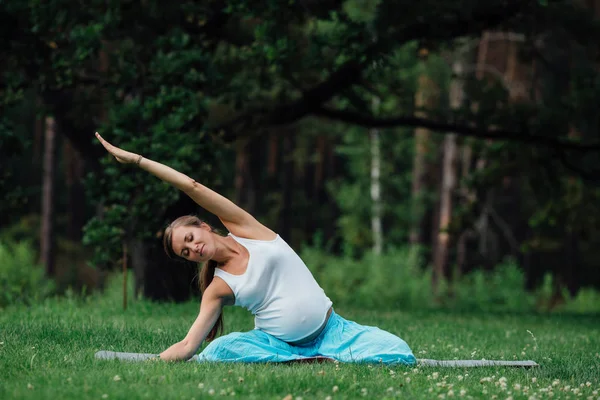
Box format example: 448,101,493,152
316,311,417,366
197,330,304,363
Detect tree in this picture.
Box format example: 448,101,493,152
3,0,600,300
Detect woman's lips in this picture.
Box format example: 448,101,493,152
200,244,205,257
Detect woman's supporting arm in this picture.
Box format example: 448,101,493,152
159,279,229,361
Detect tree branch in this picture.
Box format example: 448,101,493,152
219,61,364,140
313,107,600,152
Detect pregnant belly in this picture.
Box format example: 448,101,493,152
254,299,329,342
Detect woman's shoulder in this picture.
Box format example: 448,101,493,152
220,216,277,241
229,232,280,244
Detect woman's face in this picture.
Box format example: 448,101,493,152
170,224,215,262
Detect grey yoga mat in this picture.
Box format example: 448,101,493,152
94,351,539,368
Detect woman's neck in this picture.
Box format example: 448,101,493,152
211,235,245,266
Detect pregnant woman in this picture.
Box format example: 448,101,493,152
95,132,416,366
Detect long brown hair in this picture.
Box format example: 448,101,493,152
163,215,224,342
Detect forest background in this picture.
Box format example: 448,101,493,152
2,0,600,314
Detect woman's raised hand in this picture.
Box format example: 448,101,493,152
95,132,141,164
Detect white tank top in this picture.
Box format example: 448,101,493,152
214,233,333,343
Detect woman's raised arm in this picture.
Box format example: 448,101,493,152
95,132,275,239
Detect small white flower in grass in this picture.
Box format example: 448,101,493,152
552,379,560,386
360,388,368,396
220,390,227,396
113,375,121,381
403,372,408,376
238,377,244,383
67,377,72,383
325,396,332,400
457,375,463,381
459,389,466,396
532,377,537,383
593,390,598,395
413,368,420,374
432,372,439,379
386,387,394,393
406,377,411,383
514,384,522,391
27,383,34,389
447,390,454,397
389,369,396,376
332,386,338,393
295,397,303,400
282,395,293,400
586,382,591,387
101,395,108,399
198,383,204,389
208,389,215,395
437,394,445,399
0,342,4,345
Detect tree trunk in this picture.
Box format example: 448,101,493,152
370,97,383,255
410,54,438,245
64,140,86,241
432,134,457,293
40,116,57,277
33,98,44,162
129,236,198,302
279,131,295,242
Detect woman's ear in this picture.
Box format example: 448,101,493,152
200,222,212,231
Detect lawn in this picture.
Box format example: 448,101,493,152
1,283,599,400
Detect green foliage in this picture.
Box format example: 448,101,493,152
302,245,600,314
449,259,536,312
80,16,226,268
0,241,55,308
302,245,436,309
3,0,600,296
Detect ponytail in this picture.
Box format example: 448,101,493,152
200,259,223,341
163,215,224,342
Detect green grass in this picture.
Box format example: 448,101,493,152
1,280,599,399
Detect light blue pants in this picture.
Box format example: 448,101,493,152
197,310,416,366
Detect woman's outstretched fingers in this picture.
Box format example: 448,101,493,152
95,132,136,164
